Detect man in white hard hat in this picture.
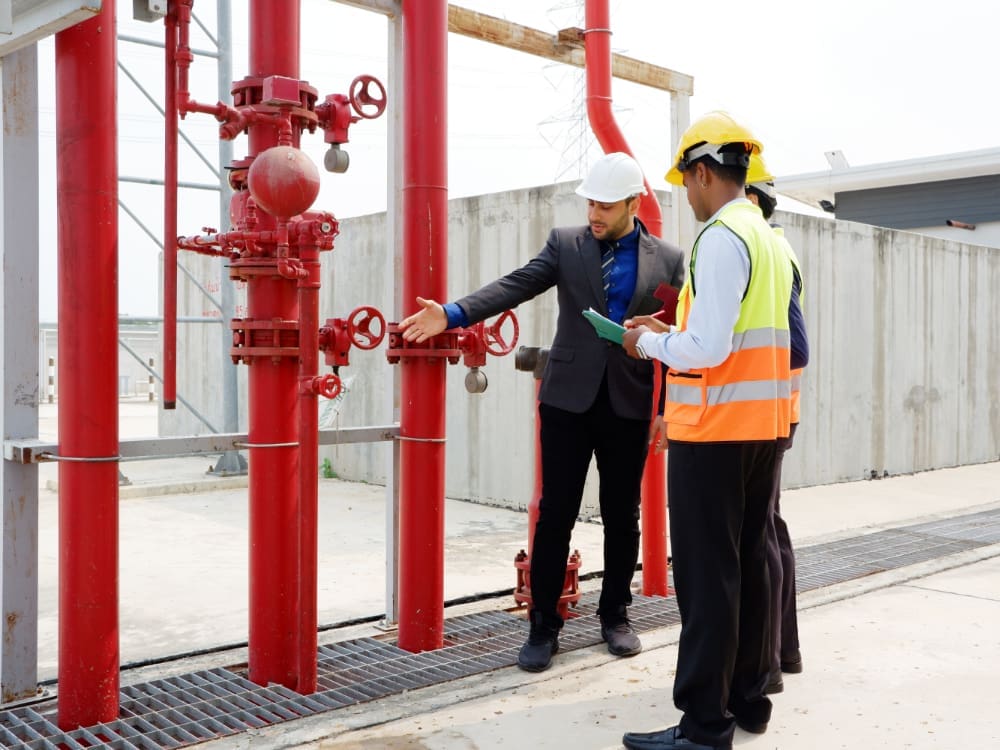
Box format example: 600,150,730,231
400,151,685,672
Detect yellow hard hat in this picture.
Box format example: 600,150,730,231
745,152,776,201
666,111,763,186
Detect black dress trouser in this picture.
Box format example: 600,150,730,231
529,377,650,629
668,439,778,748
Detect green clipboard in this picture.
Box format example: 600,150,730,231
582,307,626,345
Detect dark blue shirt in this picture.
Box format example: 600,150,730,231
443,300,469,329
602,224,640,324
789,270,808,370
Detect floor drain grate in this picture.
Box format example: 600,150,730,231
2,505,998,748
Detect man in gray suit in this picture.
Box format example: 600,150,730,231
400,152,685,672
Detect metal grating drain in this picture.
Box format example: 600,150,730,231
2,505,998,749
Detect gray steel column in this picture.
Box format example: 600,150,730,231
210,0,246,476
0,44,40,703
382,5,403,629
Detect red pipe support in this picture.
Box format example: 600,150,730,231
641,364,669,595
163,5,178,408
398,0,449,653
583,0,669,596
55,0,120,728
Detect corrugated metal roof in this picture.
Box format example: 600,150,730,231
776,147,1000,210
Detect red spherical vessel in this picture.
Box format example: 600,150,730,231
247,145,321,218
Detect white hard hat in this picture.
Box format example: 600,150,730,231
575,152,648,203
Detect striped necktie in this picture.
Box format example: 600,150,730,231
601,242,615,299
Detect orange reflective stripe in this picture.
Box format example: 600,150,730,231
668,399,791,442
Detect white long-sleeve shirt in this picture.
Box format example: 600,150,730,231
635,199,751,372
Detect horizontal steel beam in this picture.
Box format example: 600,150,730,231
4,425,400,464
330,0,400,18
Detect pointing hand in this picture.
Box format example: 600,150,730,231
399,297,448,343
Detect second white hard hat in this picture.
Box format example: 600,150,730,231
575,152,648,203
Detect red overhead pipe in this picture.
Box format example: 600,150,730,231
398,0,449,652
583,0,669,597
55,0,120,728
582,2,661,236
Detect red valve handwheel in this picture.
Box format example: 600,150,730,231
317,374,342,400
347,306,386,350
349,75,387,120
484,310,519,356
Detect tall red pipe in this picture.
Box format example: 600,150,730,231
56,0,120,728
296,242,321,693
583,0,669,596
163,8,178,408
398,0,448,652
246,0,303,688
641,363,668,594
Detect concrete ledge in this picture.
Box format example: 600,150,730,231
44,475,249,499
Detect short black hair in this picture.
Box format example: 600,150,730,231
746,185,777,219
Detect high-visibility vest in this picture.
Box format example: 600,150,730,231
665,201,793,442
774,226,804,426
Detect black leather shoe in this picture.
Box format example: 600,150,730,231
601,619,642,657
734,716,768,734
764,670,784,694
517,627,558,672
781,651,803,673
622,725,729,750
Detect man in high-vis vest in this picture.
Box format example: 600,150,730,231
745,153,809,696
621,112,798,750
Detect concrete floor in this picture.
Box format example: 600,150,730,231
24,400,1000,749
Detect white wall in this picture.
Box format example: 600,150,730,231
176,182,1000,511
779,212,1000,486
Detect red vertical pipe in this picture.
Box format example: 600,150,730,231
583,0,669,596
296,246,320,694
398,0,448,652
55,0,120,728
246,0,303,688
641,364,669,595
163,8,178,408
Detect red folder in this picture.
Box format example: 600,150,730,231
650,283,680,326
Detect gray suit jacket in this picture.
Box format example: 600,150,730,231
455,221,685,420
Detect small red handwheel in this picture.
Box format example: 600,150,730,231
349,75,387,120
347,305,386,350
484,310,519,356
317,374,342,400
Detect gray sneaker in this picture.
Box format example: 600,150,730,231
601,619,642,657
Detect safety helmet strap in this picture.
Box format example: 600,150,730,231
678,141,752,173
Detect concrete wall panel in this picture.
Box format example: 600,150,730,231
176,182,1000,511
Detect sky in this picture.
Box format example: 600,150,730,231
27,0,1000,320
